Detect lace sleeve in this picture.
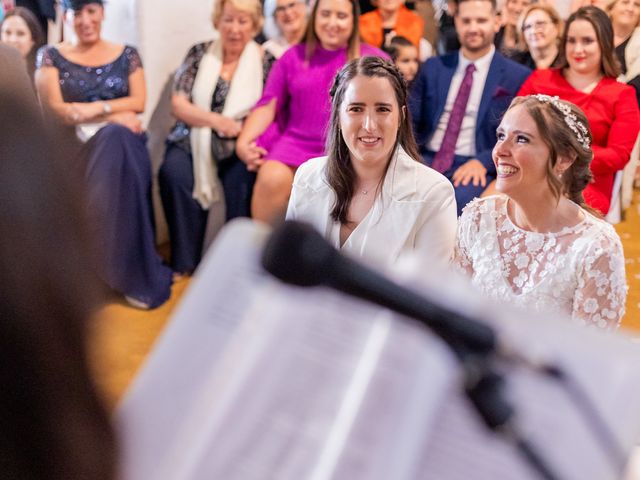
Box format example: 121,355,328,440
453,199,482,276
124,46,143,74
172,42,209,96
572,227,627,330
36,45,57,69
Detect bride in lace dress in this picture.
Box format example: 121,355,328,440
454,95,626,330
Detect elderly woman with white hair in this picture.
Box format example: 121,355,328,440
159,0,276,275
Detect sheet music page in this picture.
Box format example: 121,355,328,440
116,219,275,479
405,269,640,480
118,220,455,480
117,220,640,480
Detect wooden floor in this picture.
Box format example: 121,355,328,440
89,191,640,409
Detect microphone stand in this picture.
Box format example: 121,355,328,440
262,221,625,480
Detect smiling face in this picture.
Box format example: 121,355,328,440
522,8,559,51
67,3,104,45
274,0,306,37
314,0,354,50
565,18,603,77
1,15,35,58
339,75,401,171
493,104,560,199
455,0,500,58
609,0,640,31
217,1,258,56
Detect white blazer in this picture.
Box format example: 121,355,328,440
286,147,458,268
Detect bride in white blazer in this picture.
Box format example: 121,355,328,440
286,56,457,267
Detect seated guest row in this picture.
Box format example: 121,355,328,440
24,0,639,315
289,55,626,330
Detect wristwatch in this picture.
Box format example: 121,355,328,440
101,101,112,115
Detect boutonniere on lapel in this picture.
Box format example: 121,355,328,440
492,86,511,98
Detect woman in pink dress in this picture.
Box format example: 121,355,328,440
236,0,386,223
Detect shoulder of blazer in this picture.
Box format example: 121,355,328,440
387,147,453,201
293,156,331,193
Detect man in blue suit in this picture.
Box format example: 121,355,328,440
410,0,531,215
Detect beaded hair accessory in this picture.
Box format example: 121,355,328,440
533,94,591,151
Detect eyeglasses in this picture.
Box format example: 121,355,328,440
274,1,303,14
522,20,550,33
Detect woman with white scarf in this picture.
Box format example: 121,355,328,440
159,0,275,275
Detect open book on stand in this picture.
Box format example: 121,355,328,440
116,219,640,480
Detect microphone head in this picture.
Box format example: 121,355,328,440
262,220,338,287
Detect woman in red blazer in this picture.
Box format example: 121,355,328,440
518,6,639,215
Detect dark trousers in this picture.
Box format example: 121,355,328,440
159,144,255,273
422,150,494,216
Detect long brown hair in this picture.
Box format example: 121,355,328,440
0,77,115,479
557,6,621,78
1,7,45,77
507,95,599,216
304,0,361,61
326,56,421,224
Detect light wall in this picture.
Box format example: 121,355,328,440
101,0,217,242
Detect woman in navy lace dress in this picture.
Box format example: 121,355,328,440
35,0,172,308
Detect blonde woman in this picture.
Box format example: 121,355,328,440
510,3,563,69
159,0,275,275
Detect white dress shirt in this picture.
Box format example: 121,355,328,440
427,46,495,157
286,146,458,268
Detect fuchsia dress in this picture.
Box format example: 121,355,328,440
256,43,387,167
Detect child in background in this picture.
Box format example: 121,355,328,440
384,35,419,84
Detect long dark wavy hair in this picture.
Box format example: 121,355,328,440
557,6,621,78
0,72,115,479
1,7,45,78
507,95,599,216
326,56,421,224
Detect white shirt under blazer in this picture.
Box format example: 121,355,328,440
286,146,458,268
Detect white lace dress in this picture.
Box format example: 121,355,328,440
454,196,627,330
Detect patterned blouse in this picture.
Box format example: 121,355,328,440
36,45,142,103
166,41,276,160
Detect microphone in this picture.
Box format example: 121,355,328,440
262,220,564,480
262,220,496,356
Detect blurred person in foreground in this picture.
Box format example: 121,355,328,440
0,51,115,479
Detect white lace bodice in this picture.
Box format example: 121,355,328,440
454,196,627,330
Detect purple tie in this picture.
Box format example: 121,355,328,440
431,63,476,174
